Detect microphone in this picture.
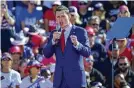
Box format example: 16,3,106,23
55,24,61,44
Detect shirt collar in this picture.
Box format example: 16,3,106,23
61,23,72,32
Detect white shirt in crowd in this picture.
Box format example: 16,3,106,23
42,78,53,88
1,69,22,88
20,76,45,88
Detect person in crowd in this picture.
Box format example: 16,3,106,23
19,1,43,31
9,46,22,71
20,60,45,88
114,73,130,88
78,0,92,28
116,38,134,63
43,0,61,32
115,56,134,88
43,5,90,88
84,55,105,87
118,5,130,17
1,1,15,53
96,31,107,46
10,32,34,60
42,63,56,88
108,9,118,28
69,6,82,26
24,25,47,61
18,59,29,79
1,52,22,88
101,41,119,88
85,26,107,71
92,2,110,31
87,16,100,34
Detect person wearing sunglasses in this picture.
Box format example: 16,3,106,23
115,56,134,88
84,55,105,88
78,1,92,28
1,52,22,88
9,46,22,71
87,16,100,34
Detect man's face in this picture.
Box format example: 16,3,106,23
88,35,95,43
56,11,70,28
2,58,12,69
118,59,129,73
52,4,59,12
112,50,119,59
84,57,94,71
90,20,100,33
78,2,87,10
11,53,21,70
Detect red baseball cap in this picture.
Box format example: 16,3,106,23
85,26,95,36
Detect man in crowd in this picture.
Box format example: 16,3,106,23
85,26,107,72
43,1,61,32
84,55,105,87
43,5,90,88
115,56,134,88
101,41,119,88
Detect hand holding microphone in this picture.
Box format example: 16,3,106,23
53,31,61,44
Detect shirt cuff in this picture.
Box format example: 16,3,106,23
73,41,80,49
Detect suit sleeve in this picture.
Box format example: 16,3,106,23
43,32,55,58
74,29,91,57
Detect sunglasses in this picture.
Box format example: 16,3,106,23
11,52,21,55
71,14,75,17
119,63,127,66
2,58,11,61
52,5,59,7
116,40,125,42
85,58,94,63
79,3,87,5
91,23,99,26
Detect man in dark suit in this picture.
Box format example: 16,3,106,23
43,5,91,88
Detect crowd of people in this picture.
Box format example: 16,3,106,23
1,0,134,88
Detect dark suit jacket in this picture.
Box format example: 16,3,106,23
43,25,91,88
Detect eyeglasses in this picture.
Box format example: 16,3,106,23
119,63,127,66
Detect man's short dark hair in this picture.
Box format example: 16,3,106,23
55,5,69,14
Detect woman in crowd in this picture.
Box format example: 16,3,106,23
1,52,21,88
